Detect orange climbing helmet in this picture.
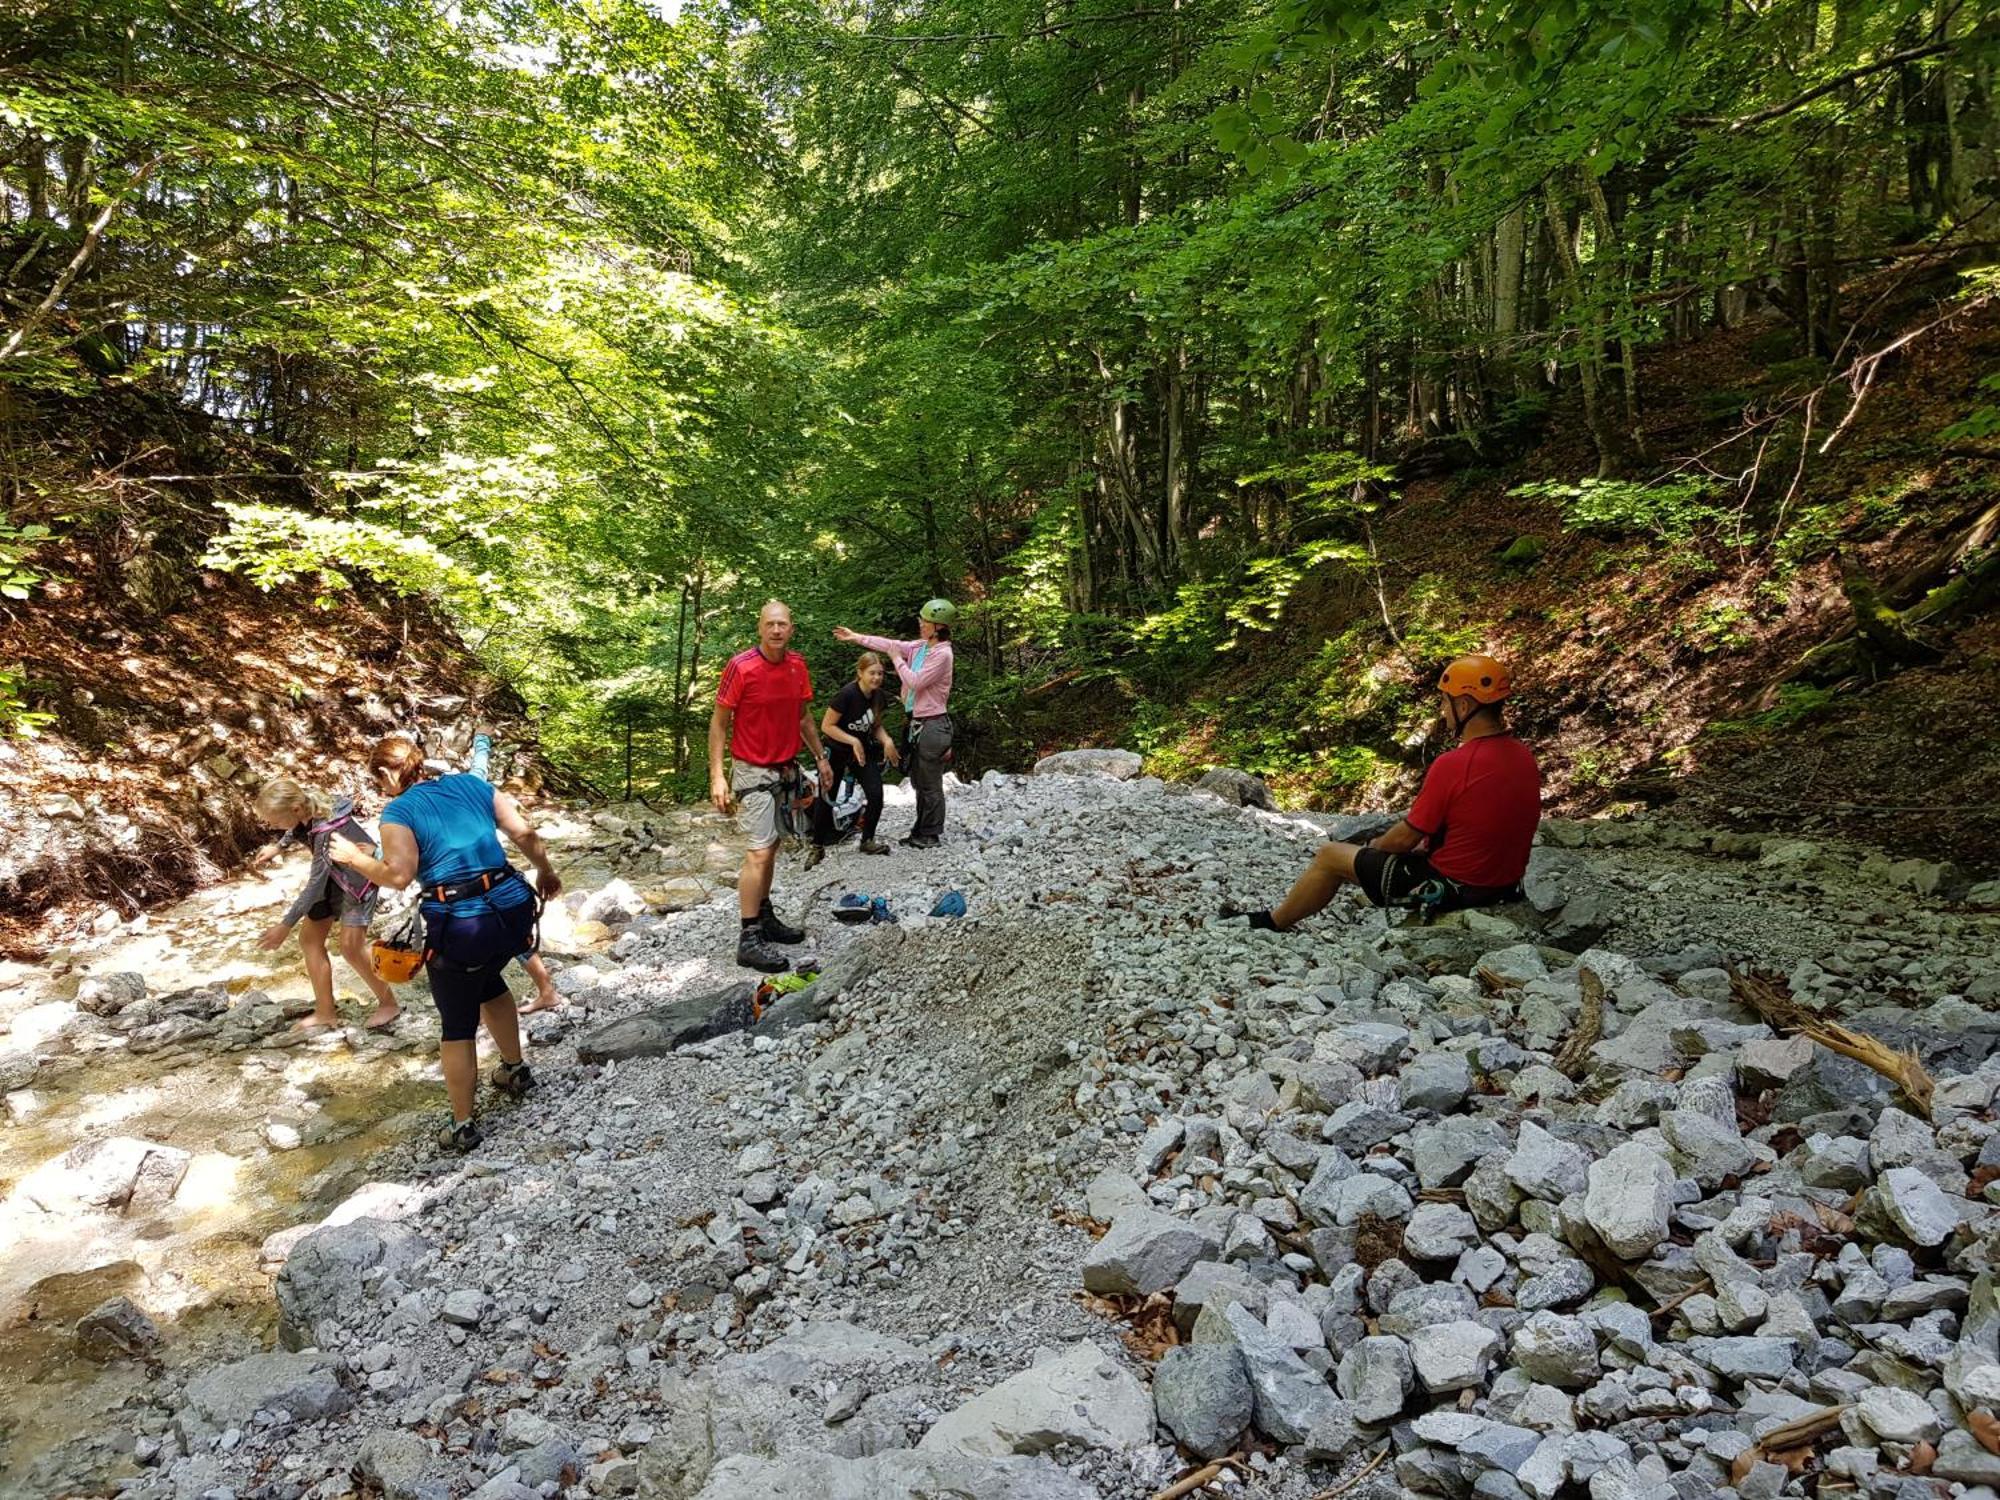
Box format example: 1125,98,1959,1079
371,938,425,985
1438,654,1513,705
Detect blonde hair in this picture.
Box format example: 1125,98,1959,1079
253,777,327,826
854,649,884,687
366,735,428,796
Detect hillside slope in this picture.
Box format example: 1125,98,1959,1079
1030,293,2000,875
0,390,539,958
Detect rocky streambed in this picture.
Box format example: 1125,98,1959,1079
0,803,743,1495
7,759,2000,1500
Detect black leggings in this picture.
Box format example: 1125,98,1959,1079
812,749,884,844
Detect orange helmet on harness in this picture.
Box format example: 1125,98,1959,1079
1438,654,1512,704
372,940,424,985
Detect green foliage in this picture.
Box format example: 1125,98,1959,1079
1568,747,1617,790
1683,600,1753,654
7,0,1997,805
0,523,54,602
202,502,484,609
1513,476,1736,546
0,665,55,738
1707,682,1836,737
1943,374,2000,443
1499,535,1545,569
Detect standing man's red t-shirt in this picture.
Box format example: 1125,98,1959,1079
1406,734,1542,888
718,647,813,766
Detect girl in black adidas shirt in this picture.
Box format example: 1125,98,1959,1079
808,651,899,863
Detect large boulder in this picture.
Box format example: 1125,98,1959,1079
577,974,840,1064
261,1180,423,1268
1080,1209,1222,1297
1581,1142,1675,1260
74,1295,162,1363
275,1217,430,1351
178,1349,350,1445
1032,748,1144,781
76,972,147,1017
690,1450,1097,1500
1154,1344,1253,1459
1220,1304,1345,1444
15,1136,190,1216
919,1343,1152,1458
1193,768,1274,810
639,1322,932,1498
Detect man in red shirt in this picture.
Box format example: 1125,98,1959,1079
710,599,834,971
1224,655,1541,931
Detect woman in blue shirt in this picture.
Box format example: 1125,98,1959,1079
330,736,562,1152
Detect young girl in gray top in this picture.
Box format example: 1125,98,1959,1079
253,778,401,1032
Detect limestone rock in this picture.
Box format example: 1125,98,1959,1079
1081,1209,1221,1297
1152,1344,1253,1460
919,1343,1152,1458
1033,748,1144,780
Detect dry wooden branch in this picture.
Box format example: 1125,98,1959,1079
1730,970,1934,1120
1554,965,1607,1080
1149,1451,1245,1500
1649,1277,1715,1324
1738,1403,1851,1469
1309,1444,1391,1500
1563,1218,1656,1306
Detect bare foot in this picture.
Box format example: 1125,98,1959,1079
363,1004,402,1031
293,1016,337,1035
519,992,562,1015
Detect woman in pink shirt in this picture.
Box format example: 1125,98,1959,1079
834,599,957,847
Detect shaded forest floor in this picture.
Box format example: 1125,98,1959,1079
1015,292,2000,875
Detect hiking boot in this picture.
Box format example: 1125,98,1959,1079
492,1059,535,1097
907,837,940,850
803,844,826,870
859,838,891,855
737,930,790,972
437,1118,483,1153
1219,904,1279,931
758,900,805,945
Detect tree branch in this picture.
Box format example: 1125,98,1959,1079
0,154,166,363
1682,38,1960,131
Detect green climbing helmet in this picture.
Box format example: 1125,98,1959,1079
920,598,957,625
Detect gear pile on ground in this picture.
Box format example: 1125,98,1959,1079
51,759,2000,1500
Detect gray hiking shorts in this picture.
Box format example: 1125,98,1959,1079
731,761,785,850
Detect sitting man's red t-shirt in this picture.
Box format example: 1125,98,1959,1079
718,646,813,766
1405,734,1542,889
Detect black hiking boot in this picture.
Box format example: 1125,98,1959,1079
759,899,805,945
1219,904,1280,931
491,1059,535,1097
437,1118,483,1153
737,929,790,972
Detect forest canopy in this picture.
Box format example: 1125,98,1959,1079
3,0,1995,794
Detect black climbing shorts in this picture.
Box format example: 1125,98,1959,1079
1353,847,1521,913
1353,847,1442,908
424,896,538,1042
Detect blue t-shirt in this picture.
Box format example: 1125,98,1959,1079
381,774,532,914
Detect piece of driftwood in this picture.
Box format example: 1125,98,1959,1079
1730,969,1934,1119
1308,1445,1391,1500
1730,1403,1851,1481
1554,965,1607,1079
1149,1452,1245,1500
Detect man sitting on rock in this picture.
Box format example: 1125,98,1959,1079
1224,655,1541,930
